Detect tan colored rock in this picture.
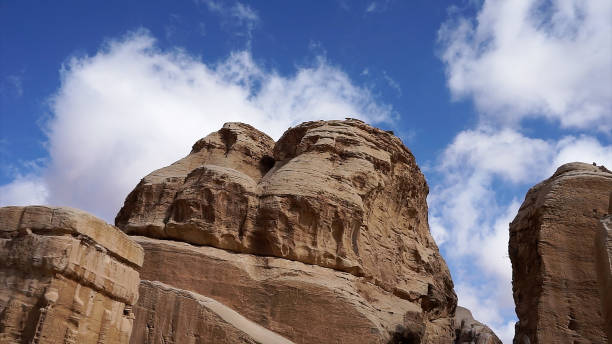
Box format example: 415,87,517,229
0,206,144,344
453,306,501,344
132,280,294,344
509,162,612,343
132,236,453,343
116,119,456,327
596,210,612,340
115,122,275,240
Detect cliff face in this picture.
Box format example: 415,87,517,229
116,119,459,343
596,209,612,340
0,206,143,344
509,163,612,343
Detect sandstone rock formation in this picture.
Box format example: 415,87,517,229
117,119,458,343
0,206,143,344
453,306,501,344
510,162,612,343
595,203,612,340
133,280,294,344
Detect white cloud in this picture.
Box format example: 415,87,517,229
0,30,393,221
430,127,612,342
438,0,612,131
0,175,48,206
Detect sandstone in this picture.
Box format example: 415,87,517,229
132,236,453,343
509,162,612,343
595,210,612,339
453,306,501,344
116,119,456,327
132,280,294,344
0,206,144,344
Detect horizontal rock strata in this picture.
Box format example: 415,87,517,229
0,206,144,344
510,163,612,343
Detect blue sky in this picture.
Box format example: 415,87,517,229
1,1,611,342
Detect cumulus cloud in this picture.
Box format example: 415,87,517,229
0,30,393,221
438,0,612,131
429,127,612,342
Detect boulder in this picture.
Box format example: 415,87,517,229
0,206,144,344
509,162,612,343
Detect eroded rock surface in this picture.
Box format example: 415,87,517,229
0,206,143,344
510,162,612,343
133,236,449,343
596,208,612,340
132,280,294,344
453,306,501,344
117,119,458,343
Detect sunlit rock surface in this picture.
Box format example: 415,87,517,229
0,206,143,344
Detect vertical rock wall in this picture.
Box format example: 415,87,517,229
509,163,612,343
0,206,143,344
595,195,612,340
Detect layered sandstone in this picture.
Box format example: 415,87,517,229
117,119,458,342
509,163,612,343
453,306,501,344
0,206,143,344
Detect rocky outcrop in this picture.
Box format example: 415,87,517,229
0,206,144,344
116,119,458,343
453,306,501,344
509,162,612,343
595,205,612,340
131,236,452,343
132,280,294,344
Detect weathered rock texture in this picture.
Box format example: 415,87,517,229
510,162,612,343
596,207,612,340
0,206,143,344
132,236,445,343
132,280,294,344
117,119,458,343
453,306,501,344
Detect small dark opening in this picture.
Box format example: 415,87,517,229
259,155,275,175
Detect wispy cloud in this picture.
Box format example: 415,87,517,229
382,70,401,96
365,0,392,14
198,0,260,45
1,74,24,98
0,30,394,221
